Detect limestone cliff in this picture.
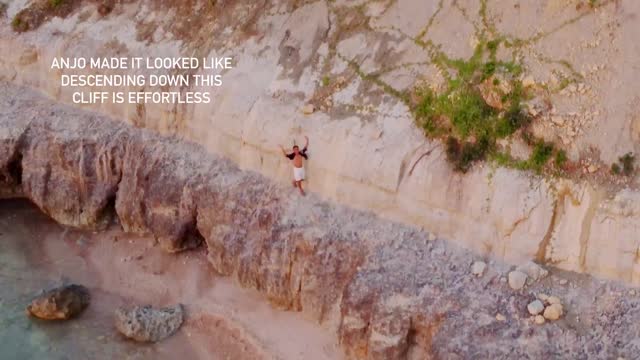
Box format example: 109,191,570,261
4,81,640,360
1,1,639,285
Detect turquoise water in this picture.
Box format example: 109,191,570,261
0,201,159,360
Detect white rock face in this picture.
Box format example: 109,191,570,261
471,261,487,277
527,300,545,316
508,271,528,290
2,0,640,285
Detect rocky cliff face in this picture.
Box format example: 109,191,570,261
4,82,640,359
1,0,639,283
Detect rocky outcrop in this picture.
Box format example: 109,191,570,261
1,0,639,285
114,304,184,342
4,83,640,359
26,284,90,320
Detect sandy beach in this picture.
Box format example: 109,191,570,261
0,199,343,360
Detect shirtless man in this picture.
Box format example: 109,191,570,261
279,136,309,196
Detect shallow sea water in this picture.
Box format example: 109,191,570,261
0,201,171,360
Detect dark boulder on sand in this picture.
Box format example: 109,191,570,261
26,284,90,320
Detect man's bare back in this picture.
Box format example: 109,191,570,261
279,136,309,195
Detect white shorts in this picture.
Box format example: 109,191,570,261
293,167,305,181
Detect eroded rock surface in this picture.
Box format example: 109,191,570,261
2,0,640,284
26,284,90,320
114,304,184,342
4,83,640,359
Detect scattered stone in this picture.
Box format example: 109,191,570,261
301,104,315,115
547,296,561,305
629,290,636,296
26,284,90,320
537,293,549,302
508,271,527,290
428,233,436,241
558,279,568,285
522,75,536,88
551,115,565,126
516,261,549,283
527,300,545,316
534,315,546,325
495,313,506,322
588,164,598,173
578,83,586,93
115,304,184,342
471,261,487,277
543,303,564,321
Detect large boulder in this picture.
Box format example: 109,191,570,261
114,304,184,342
26,284,90,320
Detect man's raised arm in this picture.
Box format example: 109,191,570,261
303,135,309,150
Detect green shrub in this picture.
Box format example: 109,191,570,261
482,61,496,80
611,163,621,175
528,141,553,171
49,0,64,8
619,153,635,176
611,153,635,176
449,89,494,138
495,104,530,138
486,39,500,55
621,153,635,175
445,136,491,173
321,75,330,87
554,149,567,168
11,16,27,32
411,34,538,173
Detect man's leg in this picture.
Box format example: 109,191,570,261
297,180,305,195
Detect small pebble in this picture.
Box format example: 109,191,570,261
527,300,545,316
508,271,527,290
471,261,487,277
543,303,564,321
547,296,561,305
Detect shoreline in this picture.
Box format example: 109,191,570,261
2,81,640,358
0,199,342,360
